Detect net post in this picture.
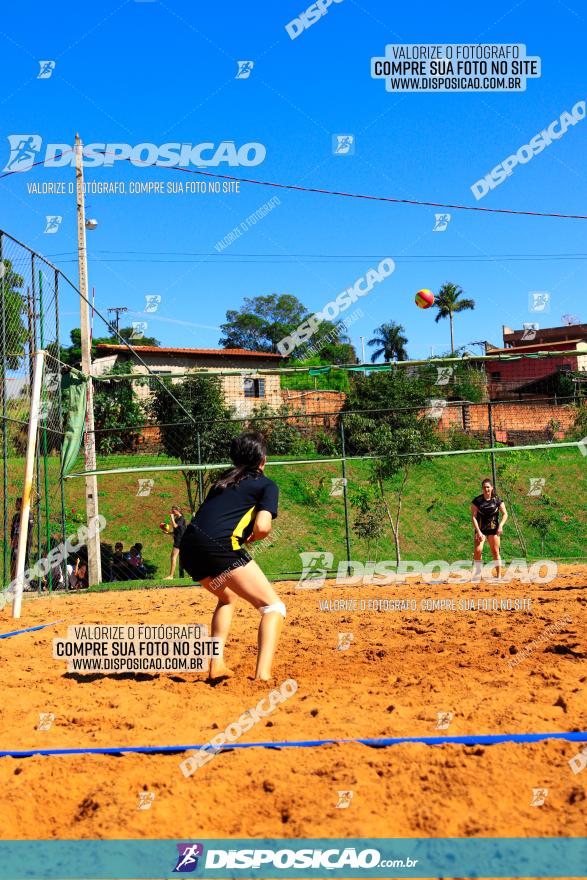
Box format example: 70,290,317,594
13,349,46,619
54,268,68,588
38,268,52,592
339,413,352,576
487,401,497,489
32,253,42,594
75,134,102,586
196,430,204,506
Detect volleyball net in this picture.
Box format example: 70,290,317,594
63,361,586,583
2,222,586,595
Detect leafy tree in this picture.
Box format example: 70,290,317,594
0,259,29,369
420,351,487,403
61,326,160,367
350,486,386,561
434,283,475,353
371,423,431,563
149,375,239,512
93,362,145,454
343,369,433,454
567,403,587,441
248,403,316,455
342,370,438,562
368,322,408,363
219,294,308,352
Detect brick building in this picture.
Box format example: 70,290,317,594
484,323,587,398
93,344,284,416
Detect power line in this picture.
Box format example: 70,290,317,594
112,154,587,221
42,251,587,264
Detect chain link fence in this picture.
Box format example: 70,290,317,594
1,225,586,590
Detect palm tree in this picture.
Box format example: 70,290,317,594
368,322,408,363
434,283,475,353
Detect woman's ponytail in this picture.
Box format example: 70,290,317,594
211,431,267,492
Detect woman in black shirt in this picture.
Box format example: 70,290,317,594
164,506,187,580
179,431,284,681
471,478,508,579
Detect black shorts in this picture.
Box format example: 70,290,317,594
481,528,499,536
179,523,252,583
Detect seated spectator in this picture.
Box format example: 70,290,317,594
47,537,65,591
67,558,88,590
110,542,130,581
128,544,147,579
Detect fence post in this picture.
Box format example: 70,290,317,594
339,414,352,576
13,349,45,618
38,269,52,591
31,254,42,594
0,231,7,586
54,268,67,588
487,401,497,489
196,430,204,507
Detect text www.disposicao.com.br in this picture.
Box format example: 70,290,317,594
70,657,203,672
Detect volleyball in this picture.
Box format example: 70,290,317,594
415,289,435,309
159,521,170,533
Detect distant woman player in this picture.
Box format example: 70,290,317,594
179,431,284,681
471,478,508,579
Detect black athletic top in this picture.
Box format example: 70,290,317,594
472,494,503,533
191,471,279,549
172,514,187,549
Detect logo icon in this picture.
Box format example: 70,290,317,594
236,61,254,79
426,398,448,419
337,632,353,652
569,746,587,775
435,366,454,386
433,213,451,232
330,477,347,497
137,478,155,497
44,216,62,234
336,790,354,809
137,791,155,810
527,477,546,497
298,551,334,589
145,294,161,313
332,134,355,156
44,370,60,393
529,291,550,313
37,712,54,731
521,323,539,342
37,61,56,79
173,843,204,873
530,788,548,807
131,321,148,339
561,313,580,326
3,135,43,173
436,711,453,730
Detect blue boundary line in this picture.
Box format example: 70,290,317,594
1,730,586,758
0,620,63,640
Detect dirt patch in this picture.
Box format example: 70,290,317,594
0,566,586,840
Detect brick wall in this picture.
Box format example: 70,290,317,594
435,401,579,443
281,390,347,430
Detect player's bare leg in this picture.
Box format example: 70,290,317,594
488,535,503,578
472,533,485,581
220,560,284,680
202,579,237,678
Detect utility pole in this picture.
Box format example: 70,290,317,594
107,306,128,336
75,133,102,585
360,336,366,376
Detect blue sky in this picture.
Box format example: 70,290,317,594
0,0,586,359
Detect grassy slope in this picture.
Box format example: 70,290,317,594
4,445,583,586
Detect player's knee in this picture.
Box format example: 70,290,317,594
260,600,286,618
